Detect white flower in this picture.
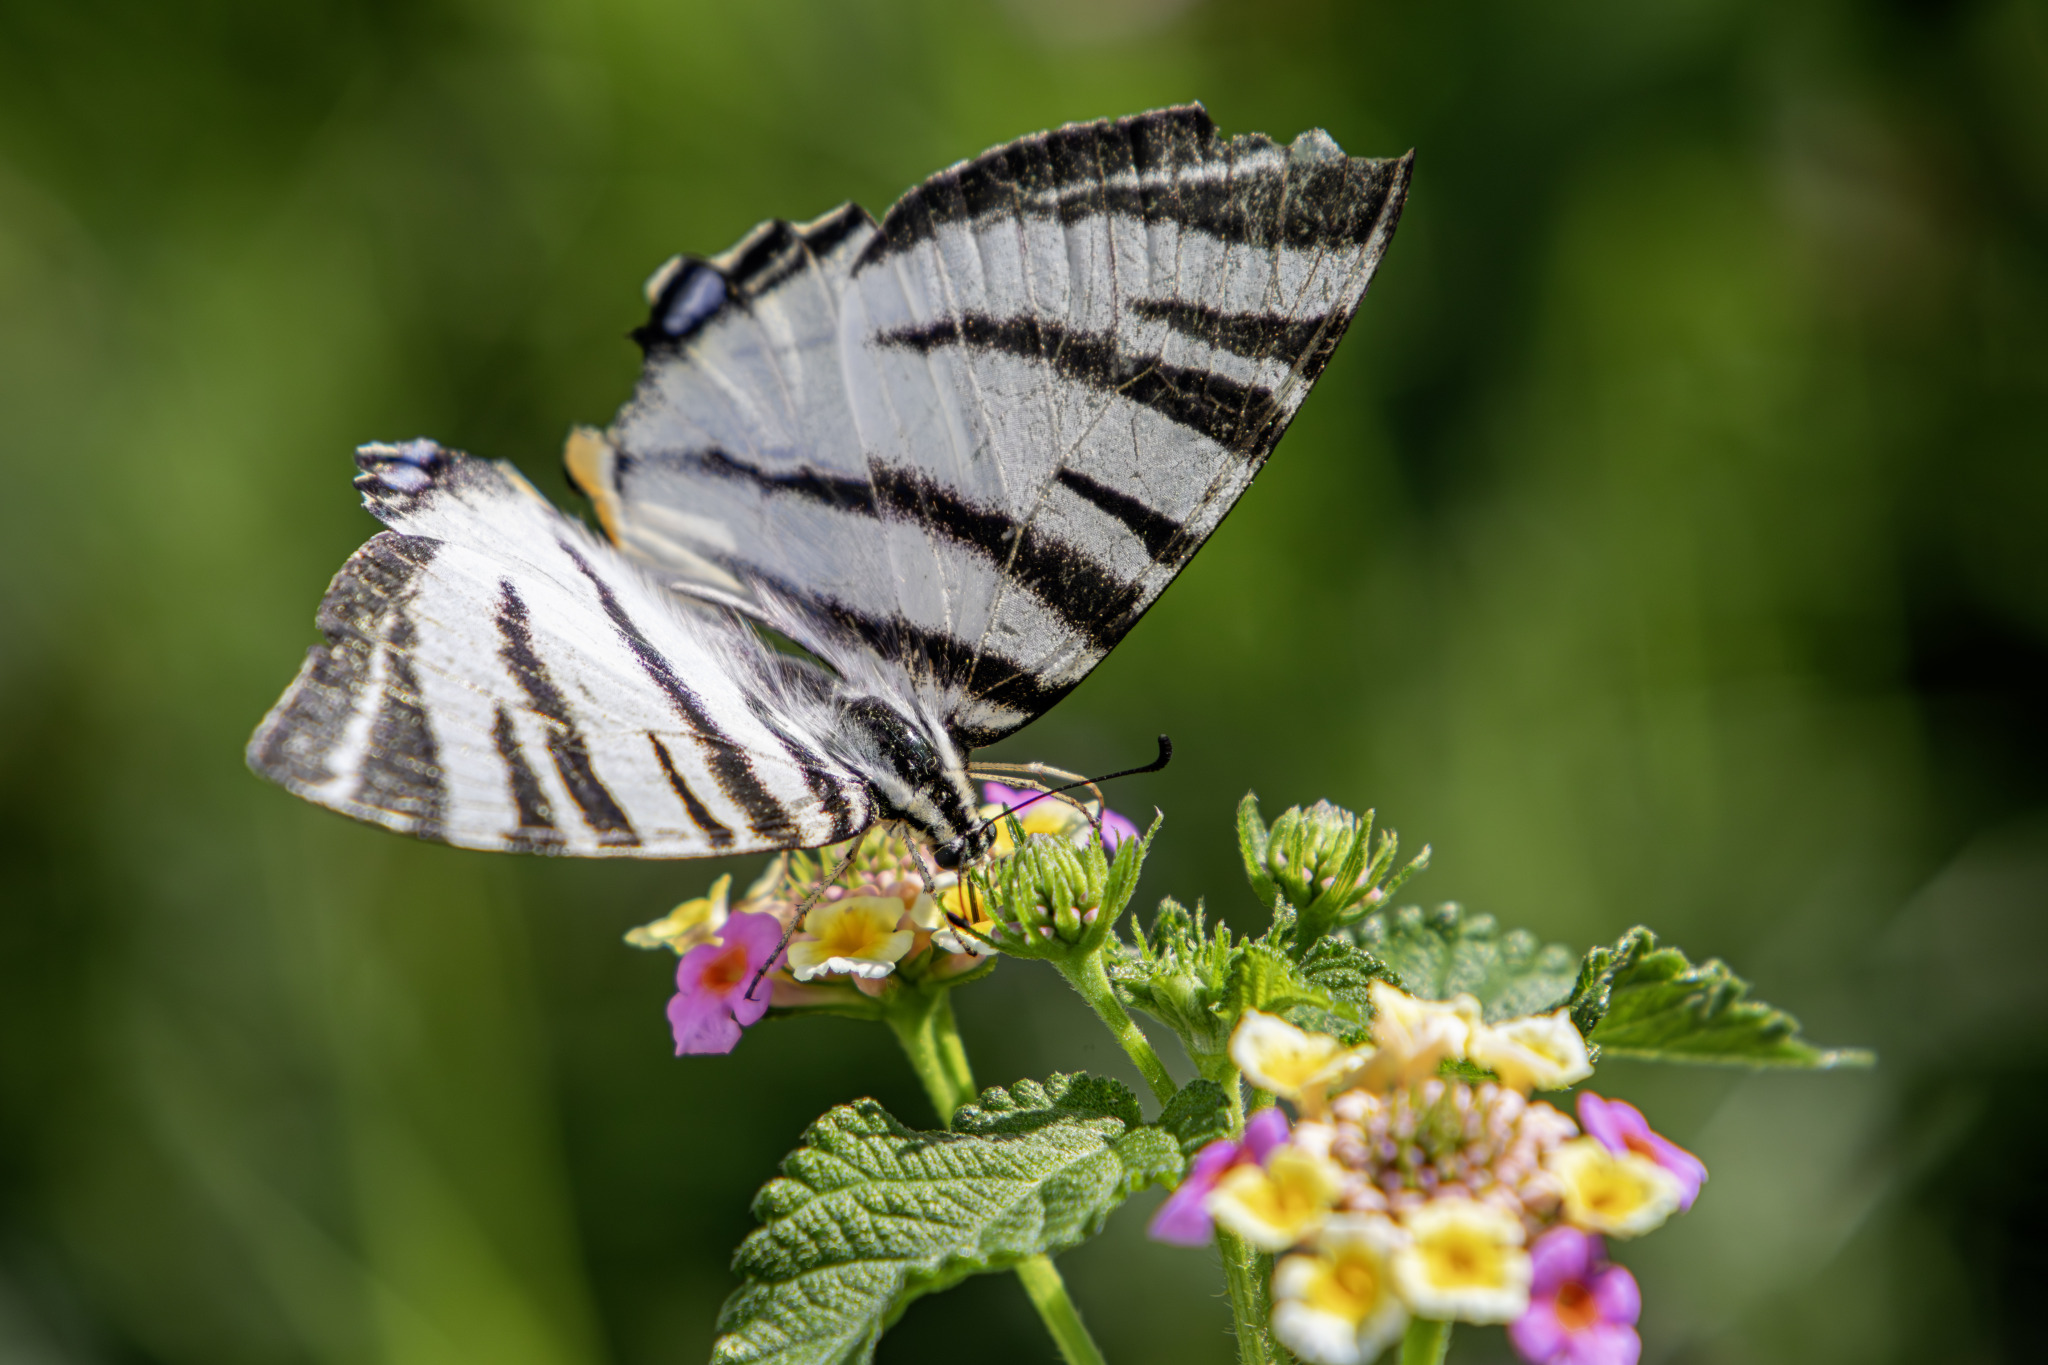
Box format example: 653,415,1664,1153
1546,1137,1683,1238
1207,1145,1345,1251
1359,982,1480,1089
1390,1197,1531,1323
786,897,915,981
1468,1008,1594,1093
1230,1011,1371,1105
1272,1215,1411,1365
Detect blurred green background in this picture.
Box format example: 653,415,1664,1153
2,0,2045,1361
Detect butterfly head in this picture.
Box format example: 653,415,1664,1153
930,822,994,871
833,696,986,870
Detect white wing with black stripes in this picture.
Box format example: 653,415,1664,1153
248,441,873,857
575,104,1409,749
250,105,1409,861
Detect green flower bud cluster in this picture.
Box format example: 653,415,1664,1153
968,815,1155,961
1238,794,1430,943
1111,897,1238,1074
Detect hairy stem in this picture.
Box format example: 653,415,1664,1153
1012,1254,1109,1365
1054,951,1177,1105
1216,1229,1276,1365
1399,1318,1452,1365
886,983,1111,1365
882,985,978,1122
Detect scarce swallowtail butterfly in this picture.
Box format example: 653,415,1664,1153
248,104,1410,870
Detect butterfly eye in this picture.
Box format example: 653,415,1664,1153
931,841,966,871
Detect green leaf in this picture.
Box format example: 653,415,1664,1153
1237,793,1280,911
1353,903,1580,1022
713,1074,1172,1365
1098,811,1162,932
1155,1079,1234,1161
1569,928,1873,1068
1298,936,1399,1007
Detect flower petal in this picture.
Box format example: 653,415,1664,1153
1508,1303,1570,1364
1390,1198,1530,1324
1567,1323,1641,1365
1470,1009,1594,1093
1147,1181,1219,1246
1576,1094,1707,1212
1576,1093,1649,1154
1244,1107,1293,1162
1587,1264,1641,1326
1100,808,1141,850
1526,1225,1598,1295
667,993,742,1055
1548,1138,1683,1239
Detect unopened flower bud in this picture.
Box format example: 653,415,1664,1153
1267,800,1368,912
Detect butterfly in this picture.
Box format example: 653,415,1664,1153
247,104,1410,870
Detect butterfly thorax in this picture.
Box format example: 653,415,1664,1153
829,696,988,869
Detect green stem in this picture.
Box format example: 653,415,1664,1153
1399,1318,1452,1365
1216,1228,1276,1365
1012,1254,1109,1365
885,983,1111,1365
1053,950,1177,1105
882,985,978,1122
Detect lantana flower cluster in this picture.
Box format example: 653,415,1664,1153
1152,983,1706,1365
626,783,1135,1054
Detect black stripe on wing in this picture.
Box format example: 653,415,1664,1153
869,461,1142,652
250,533,440,791
854,104,1406,271
1053,468,1190,565
353,612,447,839
682,447,878,515
1129,299,1337,367
648,735,734,849
494,582,641,847
494,705,565,853
877,312,1286,460
557,543,800,844
673,446,1150,652
738,567,1072,722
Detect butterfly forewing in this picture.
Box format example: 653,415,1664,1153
249,443,873,856
586,104,1409,751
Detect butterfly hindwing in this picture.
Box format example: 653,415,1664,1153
579,104,1409,751
249,441,873,856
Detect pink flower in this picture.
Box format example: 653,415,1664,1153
666,911,785,1055
1509,1227,1641,1365
981,781,1137,853
1148,1107,1291,1246
1576,1094,1708,1211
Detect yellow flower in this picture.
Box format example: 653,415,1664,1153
1357,982,1480,1090
1390,1198,1531,1324
1207,1146,1345,1250
1547,1137,1682,1238
1271,1215,1411,1365
786,897,916,982
624,874,732,953
913,879,999,956
1230,1011,1370,1107
1467,1008,1594,1093
981,795,1094,854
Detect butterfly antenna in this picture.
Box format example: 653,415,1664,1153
963,734,1172,842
